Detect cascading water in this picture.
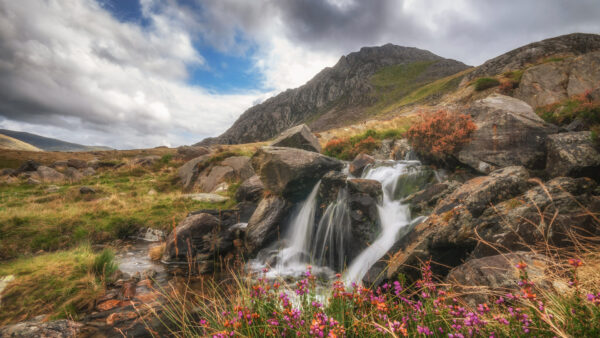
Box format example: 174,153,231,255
345,161,428,283
252,159,431,284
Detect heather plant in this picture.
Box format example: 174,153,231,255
405,110,476,161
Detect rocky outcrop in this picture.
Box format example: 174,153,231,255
235,175,264,203
251,147,343,202
515,51,600,108
446,252,553,306
36,166,65,183
178,155,210,191
464,33,600,81
349,153,375,177
245,196,291,255
221,156,254,181
67,158,87,169
199,44,469,145
457,94,559,174
197,165,235,192
546,131,600,180
0,319,82,337
270,124,322,153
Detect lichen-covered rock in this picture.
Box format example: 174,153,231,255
270,124,322,153
251,147,343,202
0,319,82,337
245,195,291,255
349,153,375,177
457,94,558,173
546,131,600,180
178,155,210,192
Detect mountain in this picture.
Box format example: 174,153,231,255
0,134,42,151
198,44,470,145
0,129,112,152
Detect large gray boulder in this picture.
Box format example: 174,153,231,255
221,156,254,181
0,319,82,337
197,165,235,192
251,147,343,202
546,131,600,180
515,51,600,108
446,252,553,306
36,166,65,183
245,195,291,255
178,155,210,192
270,124,322,153
457,94,559,174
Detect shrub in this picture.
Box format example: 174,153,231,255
406,110,477,159
351,136,380,156
323,138,353,160
474,77,500,91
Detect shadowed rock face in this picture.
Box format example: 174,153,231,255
464,33,600,82
198,44,468,145
457,94,559,174
546,131,600,181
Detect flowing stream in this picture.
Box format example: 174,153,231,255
251,159,431,284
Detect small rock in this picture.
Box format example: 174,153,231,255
82,167,96,176
0,319,82,337
45,185,60,193
26,177,41,185
147,188,157,195
96,299,123,311
182,193,229,203
80,186,96,194
106,311,138,326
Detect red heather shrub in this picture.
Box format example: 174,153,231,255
323,138,352,159
498,80,514,95
406,110,476,159
351,136,380,156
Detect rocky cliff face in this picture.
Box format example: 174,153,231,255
199,44,469,145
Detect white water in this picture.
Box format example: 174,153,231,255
344,161,423,283
251,159,429,284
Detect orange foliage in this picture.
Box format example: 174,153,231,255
406,110,476,159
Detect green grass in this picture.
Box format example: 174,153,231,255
323,128,410,160
0,245,114,324
397,72,465,107
473,77,500,91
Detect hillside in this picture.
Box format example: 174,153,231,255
0,134,41,152
199,44,470,145
0,129,112,152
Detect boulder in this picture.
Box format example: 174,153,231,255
198,165,235,192
177,145,210,160
251,147,343,202
132,155,160,166
64,167,83,182
0,319,82,337
403,181,460,216
26,177,40,185
1,168,16,176
457,94,559,174
221,156,254,181
51,161,69,170
36,166,65,183
67,158,87,169
82,167,96,176
235,175,264,203
347,178,383,255
515,51,600,108
17,159,40,173
349,153,375,177
182,193,229,203
178,155,210,192
270,124,321,153
546,131,600,180
446,252,553,307
80,186,96,194
245,195,291,255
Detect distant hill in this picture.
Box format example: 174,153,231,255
198,44,470,145
0,134,42,151
0,129,112,152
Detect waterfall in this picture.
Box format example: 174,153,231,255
344,161,426,284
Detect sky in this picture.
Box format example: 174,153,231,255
0,0,599,149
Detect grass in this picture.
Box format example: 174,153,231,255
0,245,115,324
323,127,409,160
0,157,238,260
473,77,500,91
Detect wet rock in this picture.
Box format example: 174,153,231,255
0,319,82,337
446,252,552,307
80,186,96,194
270,124,322,153
177,145,210,160
178,155,210,192
251,146,343,202
17,159,40,173
317,171,348,207
182,193,229,203
67,158,87,169
391,139,412,160
235,175,264,203
546,131,600,181
37,166,65,183
347,178,383,256
457,94,559,174
136,228,164,242
245,195,291,255
403,181,460,216
64,167,83,182
392,165,437,200
349,153,375,177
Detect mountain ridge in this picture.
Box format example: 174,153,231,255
0,129,112,152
